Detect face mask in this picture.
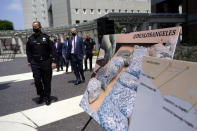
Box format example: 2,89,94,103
72,33,76,36
33,28,40,33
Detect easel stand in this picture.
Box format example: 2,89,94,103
81,117,92,131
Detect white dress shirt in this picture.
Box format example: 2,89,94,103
71,36,77,54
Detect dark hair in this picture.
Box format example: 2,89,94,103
32,21,42,27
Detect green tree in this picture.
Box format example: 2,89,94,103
0,20,14,30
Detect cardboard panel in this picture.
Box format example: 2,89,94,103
129,56,197,131
80,27,181,131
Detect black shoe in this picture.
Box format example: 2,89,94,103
57,69,59,72
82,77,85,83
45,98,51,106
61,68,63,71
37,96,44,104
74,81,81,85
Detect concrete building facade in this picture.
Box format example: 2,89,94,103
22,0,49,29
23,0,151,29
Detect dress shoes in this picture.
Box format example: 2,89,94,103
45,98,51,106
37,96,44,104
74,81,81,85
82,77,85,83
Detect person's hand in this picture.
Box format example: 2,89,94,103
51,63,56,69
28,63,31,67
83,56,86,60
62,55,65,58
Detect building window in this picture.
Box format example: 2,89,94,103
146,10,149,13
131,10,134,13
119,9,121,13
90,9,94,14
75,9,79,14
83,20,87,22
112,9,115,12
76,20,80,24
83,9,86,14
98,9,101,14
137,10,140,13
125,10,127,13
105,9,108,14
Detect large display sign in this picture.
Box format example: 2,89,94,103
129,56,197,131
80,27,181,131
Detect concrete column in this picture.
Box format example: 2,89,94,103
132,25,137,32
148,26,152,30
126,24,132,33
152,23,158,30
12,37,17,45
59,34,64,43
93,29,99,50
0,39,3,55
18,37,25,54
142,22,148,31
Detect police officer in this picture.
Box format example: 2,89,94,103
84,33,96,71
26,21,56,105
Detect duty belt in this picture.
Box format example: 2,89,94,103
33,55,50,61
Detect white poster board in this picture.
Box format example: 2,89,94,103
129,56,197,131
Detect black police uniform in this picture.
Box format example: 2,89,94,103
83,38,95,71
26,32,56,102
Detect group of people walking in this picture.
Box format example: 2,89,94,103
26,21,96,105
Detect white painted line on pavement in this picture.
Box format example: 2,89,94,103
0,67,70,84
0,95,84,129
22,95,83,126
0,121,37,131
0,112,37,128
0,63,95,84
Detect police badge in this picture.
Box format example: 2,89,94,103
43,37,46,41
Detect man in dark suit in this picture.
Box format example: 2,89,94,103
67,28,86,85
62,34,71,73
84,33,96,71
54,37,63,72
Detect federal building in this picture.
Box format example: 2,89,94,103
22,0,151,29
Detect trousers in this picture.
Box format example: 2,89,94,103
31,59,52,98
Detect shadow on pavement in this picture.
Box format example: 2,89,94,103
32,96,58,104
0,82,11,90
67,80,76,83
